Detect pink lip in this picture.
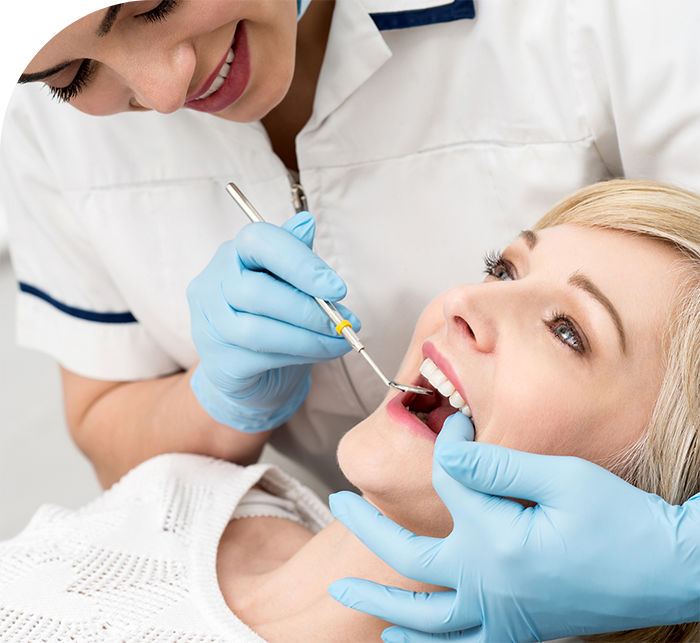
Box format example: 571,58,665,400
422,342,470,411
386,395,439,443
384,342,473,443
185,22,250,113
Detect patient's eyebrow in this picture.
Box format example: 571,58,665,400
569,272,626,353
519,229,539,249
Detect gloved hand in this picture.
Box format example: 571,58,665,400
329,412,700,642
187,210,360,432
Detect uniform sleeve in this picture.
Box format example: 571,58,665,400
568,0,700,193
0,86,179,380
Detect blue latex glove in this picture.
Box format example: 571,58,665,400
329,412,700,642
187,210,360,432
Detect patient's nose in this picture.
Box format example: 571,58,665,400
442,283,499,354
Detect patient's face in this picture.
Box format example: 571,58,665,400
338,224,685,536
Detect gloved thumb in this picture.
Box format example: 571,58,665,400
281,210,315,249
436,441,568,507
435,412,475,447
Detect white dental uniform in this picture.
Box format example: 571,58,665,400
3,0,700,490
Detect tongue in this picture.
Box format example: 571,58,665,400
426,406,459,435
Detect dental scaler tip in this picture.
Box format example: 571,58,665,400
225,182,431,397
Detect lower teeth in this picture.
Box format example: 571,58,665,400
409,410,429,423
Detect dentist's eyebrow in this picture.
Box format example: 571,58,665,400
19,60,76,84
18,4,123,84
97,4,124,37
519,229,539,249
569,271,626,353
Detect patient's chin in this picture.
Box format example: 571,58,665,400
359,488,454,539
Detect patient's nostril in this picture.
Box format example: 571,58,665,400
454,316,474,338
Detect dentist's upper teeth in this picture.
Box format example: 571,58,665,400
419,358,472,417
196,46,235,100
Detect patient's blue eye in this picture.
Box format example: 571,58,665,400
483,251,514,281
548,316,585,354
554,322,577,346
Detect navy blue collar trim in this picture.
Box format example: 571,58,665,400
19,282,138,324
370,0,474,31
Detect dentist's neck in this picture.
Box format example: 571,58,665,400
261,0,335,171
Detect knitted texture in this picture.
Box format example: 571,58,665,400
0,454,332,642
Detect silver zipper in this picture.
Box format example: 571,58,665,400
285,172,370,417
287,170,309,213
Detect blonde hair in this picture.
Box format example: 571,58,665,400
534,179,700,643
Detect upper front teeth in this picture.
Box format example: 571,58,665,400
196,47,235,100
419,358,472,418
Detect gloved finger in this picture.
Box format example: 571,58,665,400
435,413,475,446
207,312,354,363
281,210,316,249
435,441,580,509
329,579,480,634
430,414,520,532
329,492,447,587
236,221,346,301
431,413,475,501
222,268,361,336
382,626,479,643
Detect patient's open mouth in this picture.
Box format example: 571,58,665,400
402,358,472,435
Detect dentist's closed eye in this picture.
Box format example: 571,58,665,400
136,0,180,24
46,0,181,103
47,60,97,103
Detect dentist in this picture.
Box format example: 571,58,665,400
1,1,699,641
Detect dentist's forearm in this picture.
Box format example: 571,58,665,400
60,365,271,489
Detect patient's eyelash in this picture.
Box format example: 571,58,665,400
482,252,587,355
47,60,97,103
483,250,515,281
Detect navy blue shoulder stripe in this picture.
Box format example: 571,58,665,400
370,0,474,31
19,282,138,324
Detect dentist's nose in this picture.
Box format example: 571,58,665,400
122,44,195,113
443,283,499,353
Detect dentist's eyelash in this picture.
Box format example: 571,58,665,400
483,250,515,281
47,60,97,103
137,0,181,24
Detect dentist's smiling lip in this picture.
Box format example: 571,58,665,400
185,22,250,112
186,34,235,101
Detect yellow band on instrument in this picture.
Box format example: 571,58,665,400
335,319,353,335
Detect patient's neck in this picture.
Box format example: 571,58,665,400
217,515,437,642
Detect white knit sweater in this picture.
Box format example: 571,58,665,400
0,454,333,642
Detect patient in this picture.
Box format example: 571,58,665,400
0,180,698,643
